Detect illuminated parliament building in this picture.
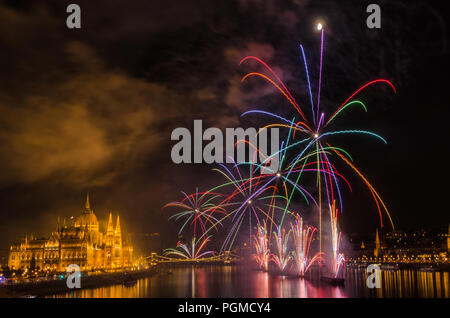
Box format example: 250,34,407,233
8,194,133,271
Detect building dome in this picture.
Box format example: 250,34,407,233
74,193,99,231
76,212,99,227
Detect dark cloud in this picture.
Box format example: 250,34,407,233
0,39,179,187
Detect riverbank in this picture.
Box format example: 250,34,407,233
346,261,450,271
0,267,158,298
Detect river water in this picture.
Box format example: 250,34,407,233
49,265,449,298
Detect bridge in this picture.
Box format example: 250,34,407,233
140,251,239,265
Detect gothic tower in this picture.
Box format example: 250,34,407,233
374,229,380,258
113,216,123,266
104,212,114,268
106,212,114,244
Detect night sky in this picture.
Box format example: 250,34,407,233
0,0,449,256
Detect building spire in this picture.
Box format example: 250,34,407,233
85,193,91,210
115,215,121,234
107,212,114,235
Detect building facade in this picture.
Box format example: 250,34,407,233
8,194,133,271
348,226,450,264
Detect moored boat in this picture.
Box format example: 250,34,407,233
418,266,436,272
381,264,399,271
122,279,137,287
122,272,138,286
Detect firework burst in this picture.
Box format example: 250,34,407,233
253,221,270,271
163,236,216,260
163,188,227,236
163,26,395,281
329,201,345,278
290,214,324,276
240,31,396,231
269,225,291,274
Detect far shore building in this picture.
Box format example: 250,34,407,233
8,194,133,271
348,225,449,263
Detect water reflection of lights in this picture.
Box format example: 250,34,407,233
47,266,449,298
